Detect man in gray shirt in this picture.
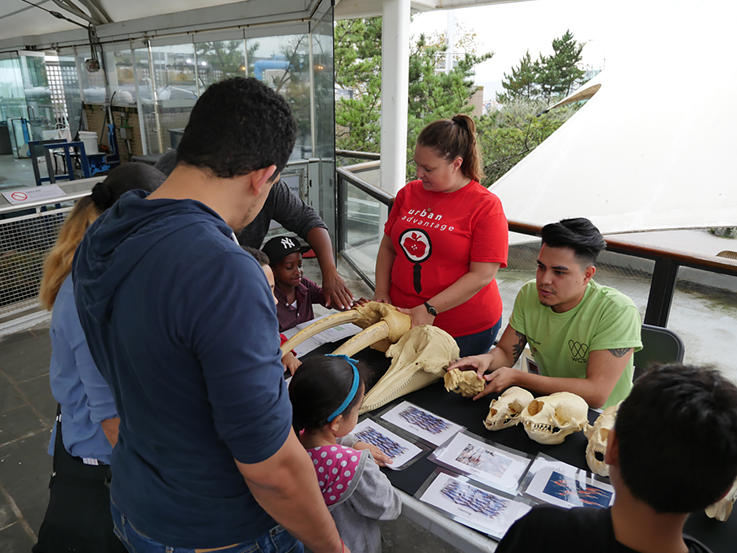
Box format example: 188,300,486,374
157,149,354,309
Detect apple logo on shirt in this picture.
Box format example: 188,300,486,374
399,229,432,293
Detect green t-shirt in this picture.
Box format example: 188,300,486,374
509,279,642,409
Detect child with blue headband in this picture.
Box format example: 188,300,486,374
290,355,401,553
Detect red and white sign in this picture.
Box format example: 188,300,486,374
2,185,66,206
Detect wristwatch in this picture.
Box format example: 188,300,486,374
424,302,438,316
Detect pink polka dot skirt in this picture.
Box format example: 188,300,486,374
307,445,361,506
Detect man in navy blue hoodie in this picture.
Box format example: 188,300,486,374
73,78,348,553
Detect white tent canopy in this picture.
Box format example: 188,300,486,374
489,0,737,235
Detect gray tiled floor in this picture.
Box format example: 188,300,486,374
0,328,54,551
0,259,461,553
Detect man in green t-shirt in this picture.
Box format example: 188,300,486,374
448,218,642,409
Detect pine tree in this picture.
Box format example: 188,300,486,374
334,18,384,152
497,31,586,103
496,51,539,104
538,30,585,100
334,17,492,170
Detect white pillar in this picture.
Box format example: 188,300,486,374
380,0,411,196
446,10,455,74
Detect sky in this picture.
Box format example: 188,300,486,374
407,0,689,101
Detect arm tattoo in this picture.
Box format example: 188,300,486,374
512,331,528,363
608,348,632,358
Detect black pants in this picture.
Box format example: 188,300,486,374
33,413,126,553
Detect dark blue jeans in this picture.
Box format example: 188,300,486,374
454,317,502,357
111,501,303,553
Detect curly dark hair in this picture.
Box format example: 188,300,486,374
616,363,737,513
176,77,297,180
241,246,269,267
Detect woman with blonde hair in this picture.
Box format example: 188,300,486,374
373,114,509,356
34,163,165,553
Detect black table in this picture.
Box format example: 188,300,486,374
307,342,736,553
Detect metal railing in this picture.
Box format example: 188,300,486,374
0,161,312,335
335,167,737,331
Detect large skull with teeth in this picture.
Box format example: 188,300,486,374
583,402,620,476
520,392,588,445
483,387,534,431
705,479,737,522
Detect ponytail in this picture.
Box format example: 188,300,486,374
417,114,485,183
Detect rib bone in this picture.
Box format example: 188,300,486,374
280,302,410,357
280,310,362,356
333,321,389,357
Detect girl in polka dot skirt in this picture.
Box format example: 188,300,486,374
290,355,402,553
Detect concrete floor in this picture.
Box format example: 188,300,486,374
0,154,42,190
0,257,461,553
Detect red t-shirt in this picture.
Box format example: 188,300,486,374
385,180,508,337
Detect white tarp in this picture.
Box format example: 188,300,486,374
489,0,737,235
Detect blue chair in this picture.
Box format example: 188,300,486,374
633,324,685,380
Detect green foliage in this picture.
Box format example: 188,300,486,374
406,34,492,174
496,51,538,104
497,30,585,103
334,18,384,153
334,17,492,178
477,100,579,185
195,41,260,82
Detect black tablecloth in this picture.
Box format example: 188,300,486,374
306,342,736,553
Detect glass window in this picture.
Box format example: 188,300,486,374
150,43,197,152
247,34,312,161
195,40,247,88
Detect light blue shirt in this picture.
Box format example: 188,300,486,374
47,274,117,464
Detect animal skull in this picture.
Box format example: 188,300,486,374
280,302,411,357
360,325,460,414
444,370,485,398
520,392,588,445
483,387,534,431
583,402,621,476
705,479,737,522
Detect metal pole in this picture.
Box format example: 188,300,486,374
147,41,164,153
130,38,149,155
380,0,410,196
308,25,317,159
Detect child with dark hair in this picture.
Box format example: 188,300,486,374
262,235,330,332
497,363,737,553
242,246,301,374
289,355,401,553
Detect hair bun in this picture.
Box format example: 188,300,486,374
90,182,113,210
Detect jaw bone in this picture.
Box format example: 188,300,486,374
280,302,411,358
444,370,485,397
360,325,460,414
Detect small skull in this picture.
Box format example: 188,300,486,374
705,479,737,522
583,402,621,476
520,392,588,445
483,387,534,431
444,370,485,398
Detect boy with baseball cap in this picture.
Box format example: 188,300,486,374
262,236,330,332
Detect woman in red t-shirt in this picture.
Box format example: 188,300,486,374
373,115,509,356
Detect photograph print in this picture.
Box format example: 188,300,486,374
380,401,463,446
526,465,615,509
420,472,531,539
352,418,423,470
431,433,531,492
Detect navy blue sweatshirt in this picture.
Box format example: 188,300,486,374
73,190,291,548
